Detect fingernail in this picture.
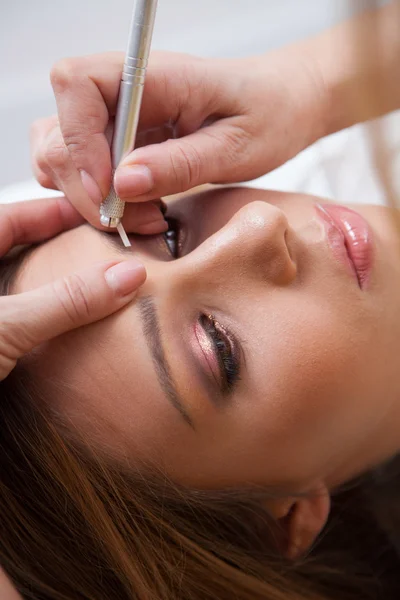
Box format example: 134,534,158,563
115,165,153,197
105,260,146,296
80,170,103,206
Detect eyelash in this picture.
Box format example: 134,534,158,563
163,217,241,393
164,217,181,258
200,314,241,393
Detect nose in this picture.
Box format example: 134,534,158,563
176,200,297,290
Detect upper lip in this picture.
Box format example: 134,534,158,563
315,203,373,289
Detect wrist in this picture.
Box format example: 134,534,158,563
305,3,400,138
241,44,330,164
289,39,332,146
268,40,330,151
306,29,355,138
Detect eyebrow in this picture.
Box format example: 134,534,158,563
0,245,35,296
97,229,194,429
138,296,194,429
100,231,243,410
99,229,133,258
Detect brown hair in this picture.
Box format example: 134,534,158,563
1,354,400,599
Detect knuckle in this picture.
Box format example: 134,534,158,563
35,170,55,189
35,129,69,176
50,57,82,91
54,273,91,326
204,123,252,179
169,140,202,190
0,308,34,368
62,132,89,161
35,146,48,173
35,149,52,176
43,139,69,172
181,61,209,105
222,124,252,158
0,325,21,360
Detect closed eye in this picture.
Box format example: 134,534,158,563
200,314,241,395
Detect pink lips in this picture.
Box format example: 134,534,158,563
315,203,373,289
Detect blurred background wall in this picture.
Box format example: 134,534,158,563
0,0,382,188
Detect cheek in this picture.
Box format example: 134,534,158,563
24,308,189,464
246,298,383,482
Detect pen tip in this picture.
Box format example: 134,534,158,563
116,222,131,248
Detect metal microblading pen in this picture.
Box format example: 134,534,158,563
99,0,158,247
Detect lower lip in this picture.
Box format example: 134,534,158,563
315,203,373,289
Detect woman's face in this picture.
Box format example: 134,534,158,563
13,188,400,492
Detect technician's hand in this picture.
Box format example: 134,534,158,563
0,197,146,381
30,47,326,231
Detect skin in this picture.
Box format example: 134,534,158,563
11,187,400,499
18,0,400,565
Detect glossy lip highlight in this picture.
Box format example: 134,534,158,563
315,203,374,289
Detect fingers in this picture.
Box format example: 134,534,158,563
32,53,178,229
50,53,121,199
30,115,60,189
47,52,181,206
0,259,146,381
115,118,255,201
31,112,109,227
120,201,168,234
31,51,240,227
0,197,84,256
45,52,216,202
30,121,167,233
49,52,183,201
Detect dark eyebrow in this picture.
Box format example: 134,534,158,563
138,296,194,429
0,245,35,296
97,229,194,427
98,229,133,257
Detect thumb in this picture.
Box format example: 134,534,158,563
114,120,251,201
0,259,146,380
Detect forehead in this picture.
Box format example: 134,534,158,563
13,226,120,292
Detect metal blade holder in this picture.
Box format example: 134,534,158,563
100,0,158,228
